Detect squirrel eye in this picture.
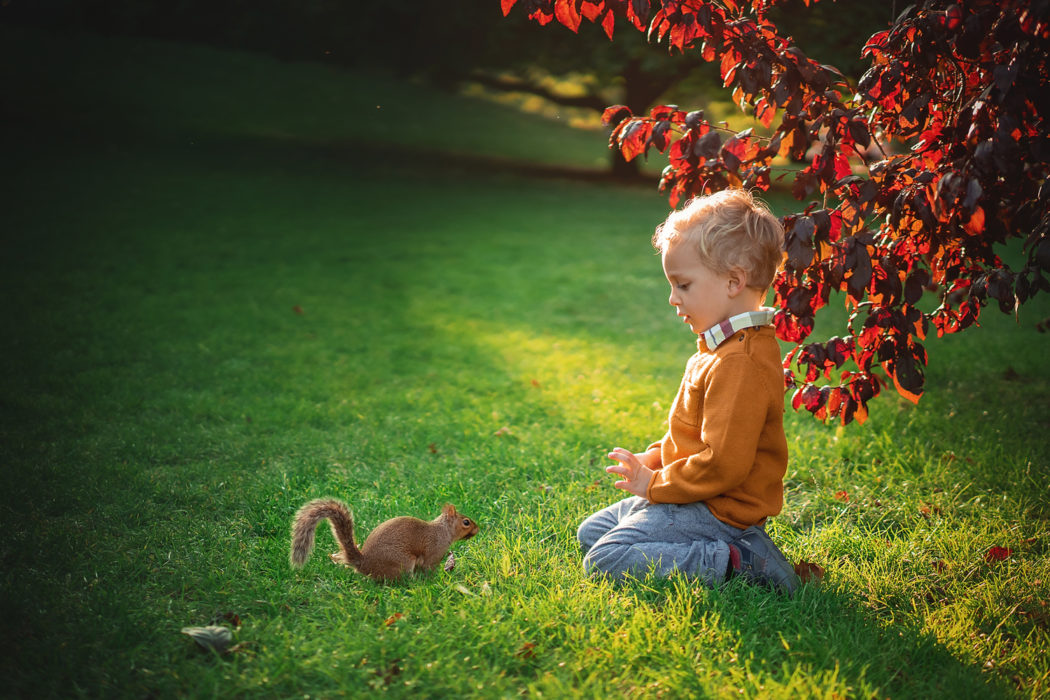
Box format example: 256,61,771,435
462,518,471,527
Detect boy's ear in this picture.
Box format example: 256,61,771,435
726,268,749,297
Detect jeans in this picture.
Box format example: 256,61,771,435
577,496,745,585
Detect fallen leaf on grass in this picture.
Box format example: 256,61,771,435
493,426,512,438
985,546,1013,562
919,503,943,520
181,625,234,654
455,584,474,596
384,613,405,627
834,491,849,502
428,443,439,455
370,659,402,689
219,612,241,628
444,553,455,572
516,642,537,659
794,560,825,584
292,305,304,315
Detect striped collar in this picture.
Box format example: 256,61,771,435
700,308,775,349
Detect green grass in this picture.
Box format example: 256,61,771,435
2,24,1049,699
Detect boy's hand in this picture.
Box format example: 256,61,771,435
606,447,655,498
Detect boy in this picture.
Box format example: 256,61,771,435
577,188,798,593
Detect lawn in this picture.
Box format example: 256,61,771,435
1,24,1048,699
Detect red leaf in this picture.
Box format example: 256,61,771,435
384,613,405,626
964,205,985,236
794,560,825,584
601,104,632,127
618,120,652,161
580,1,603,22
554,0,582,32
220,612,242,628
834,490,849,502
773,310,814,344
516,641,537,658
601,8,615,39
984,546,1013,563
528,9,554,26
500,0,518,17
756,98,775,128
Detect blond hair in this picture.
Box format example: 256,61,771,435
652,189,785,290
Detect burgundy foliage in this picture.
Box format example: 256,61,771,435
503,0,1050,424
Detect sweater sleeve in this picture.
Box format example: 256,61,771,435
646,353,768,503
646,436,667,469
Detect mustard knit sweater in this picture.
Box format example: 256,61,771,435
645,325,788,529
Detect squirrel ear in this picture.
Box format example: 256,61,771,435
442,504,457,517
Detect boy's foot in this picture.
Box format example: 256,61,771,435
727,527,799,595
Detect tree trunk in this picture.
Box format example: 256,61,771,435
607,58,692,181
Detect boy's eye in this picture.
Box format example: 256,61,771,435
677,283,691,291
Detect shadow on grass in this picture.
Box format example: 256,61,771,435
621,575,1015,697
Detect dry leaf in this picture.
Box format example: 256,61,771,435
292,305,304,315
455,584,473,596
384,613,405,627
793,560,825,584
428,443,439,454
181,625,233,654
219,612,241,628
444,552,455,572
372,659,402,687
493,426,512,437
985,546,1013,563
516,642,537,658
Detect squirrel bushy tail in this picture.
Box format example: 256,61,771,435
289,498,361,568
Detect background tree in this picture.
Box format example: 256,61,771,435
0,0,887,178
503,0,1050,424
4,0,704,176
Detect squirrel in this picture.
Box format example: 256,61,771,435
289,498,479,581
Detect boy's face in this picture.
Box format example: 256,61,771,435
661,240,734,336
